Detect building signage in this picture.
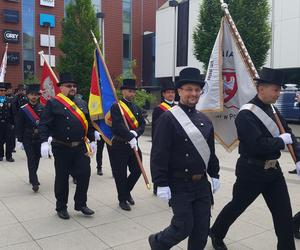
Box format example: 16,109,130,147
24,60,35,78
40,0,55,7
3,9,19,23
7,52,20,65
5,0,19,2
3,29,20,43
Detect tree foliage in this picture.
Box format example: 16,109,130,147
193,0,271,70
57,0,100,99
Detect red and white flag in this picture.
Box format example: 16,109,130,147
0,44,8,82
39,52,60,105
197,16,257,151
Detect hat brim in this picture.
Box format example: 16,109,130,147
176,79,205,89
57,80,77,86
120,86,138,90
253,78,285,86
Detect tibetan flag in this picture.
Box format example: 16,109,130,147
88,49,117,145
40,54,60,105
0,44,8,82
197,16,257,151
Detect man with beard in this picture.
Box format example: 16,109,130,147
39,73,96,220
110,79,145,211
149,68,220,250
16,84,44,192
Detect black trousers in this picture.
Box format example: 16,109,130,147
0,122,13,159
211,161,295,250
96,139,105,169
110,143,141,202
52,143,91,211
153,179,212,250
23,140,41,185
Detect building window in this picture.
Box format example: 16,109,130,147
22,0,35,79
122,0,132,72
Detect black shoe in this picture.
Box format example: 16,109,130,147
72,177,77,184
12,149,16,153
119,201,131,211
75,206,95,215
210,231,228,250
127,194,135,205
97,168,103,176
57,210,70,220
289,169,297,174
148,234,165,250
6,158,15,162
0,157,3,161
32,185,39,192
293,212,300,239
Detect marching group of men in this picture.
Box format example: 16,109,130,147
1,66,300,249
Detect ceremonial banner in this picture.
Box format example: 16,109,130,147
197,17,257,151
0,44,8,82
39,52,60,105
88,49,117,145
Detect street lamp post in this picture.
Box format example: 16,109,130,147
43,21,51,67
96,12,105,58
169,0,178,84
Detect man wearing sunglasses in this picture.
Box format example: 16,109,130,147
149,67,220,250
0,82,14,162
39,72,96,220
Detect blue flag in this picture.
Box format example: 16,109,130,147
88,48,117,145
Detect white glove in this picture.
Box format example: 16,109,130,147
47,136,53,144
211,178,220,194
157,186,171,201
130,130,138,138
129,137,138,151
279,133,293,145
94,131,101,141
17,142,24,150
90,141,97,154
296,161,300,176
41,142,50,158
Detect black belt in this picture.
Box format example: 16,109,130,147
112,136,127,144
52,138,83,147
241,157,278,170
172,172,206,182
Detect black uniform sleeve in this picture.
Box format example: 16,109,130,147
86,113,95,142
207,125,220,179
38,100,54,143
236,110,285,155
110,103,135,141
150,114,173,187
275,107,300,162
15,109,25,143
151,107,163,139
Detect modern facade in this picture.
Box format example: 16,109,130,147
0,0,166,88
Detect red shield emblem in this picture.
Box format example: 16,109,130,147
223,68,238,103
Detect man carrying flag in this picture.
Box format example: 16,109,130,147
210,67,300,250
16,84,44,192
110,79,146,211
39,72,96,220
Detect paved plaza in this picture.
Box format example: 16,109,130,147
0,125,300,250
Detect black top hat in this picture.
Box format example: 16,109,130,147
5,82,12,89
58,72,77,86
176,67,205,89
26,84,40,95
0,82,7,89
120,79,137,90
254,67,286,86
161,81,175,92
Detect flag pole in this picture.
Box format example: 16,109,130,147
219,1,297,164
90,30,151,190
38,51,59,82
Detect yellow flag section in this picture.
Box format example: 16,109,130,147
88,53,104,120
197,17,257,152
